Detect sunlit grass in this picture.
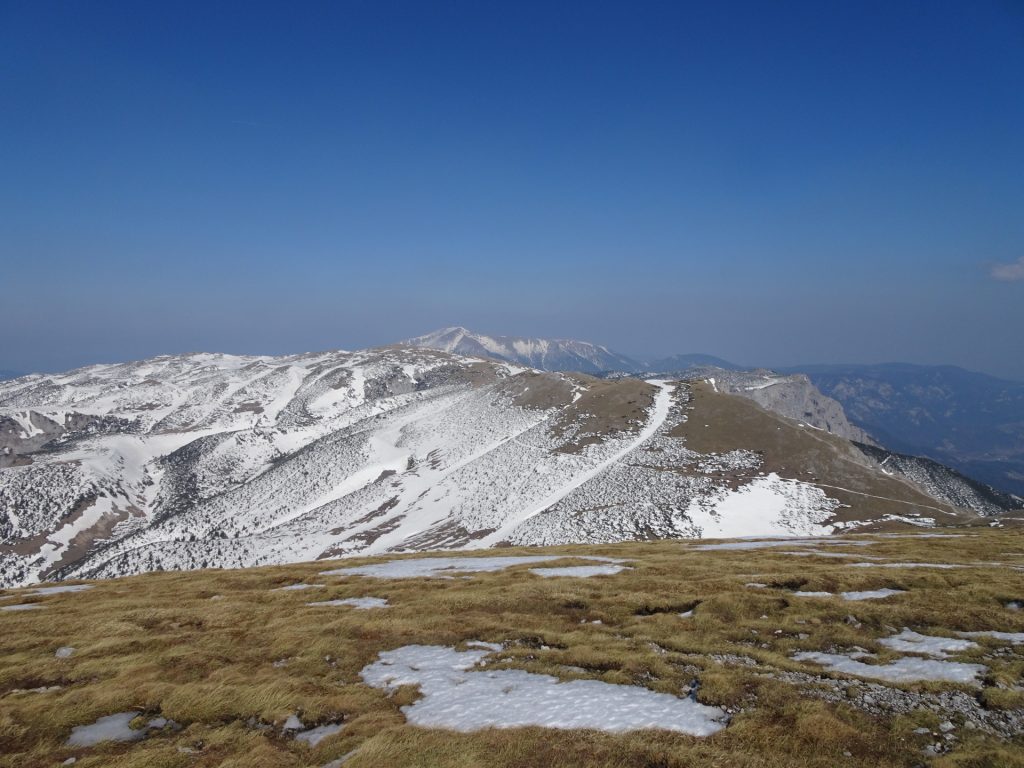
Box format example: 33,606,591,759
1,530,1023,767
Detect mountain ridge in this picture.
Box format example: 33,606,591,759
0,344,992,588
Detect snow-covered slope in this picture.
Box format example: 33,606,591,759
0,348,974,587
404,327,640,374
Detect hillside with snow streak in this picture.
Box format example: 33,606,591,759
0,346,970,587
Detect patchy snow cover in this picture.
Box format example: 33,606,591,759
796,588,906,601
694,538,874,552
528,565,629,578
466,641,503,651
1,342,946,589
842,588,906,601
306,597,389,609
324,555,591,580
1,603,42,611
65,712,174,746
792,651,986,684
66,712,145,746
28,585,93,596
879,629,979,658
274,583,324,591
471,381,677,548
776,550,887,560
683,474,839,539
955,631,1024,645
55,646,74,658
293,722,344,746
361,644,728,735
849,562,962,569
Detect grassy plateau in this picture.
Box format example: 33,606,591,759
2,529,1024,767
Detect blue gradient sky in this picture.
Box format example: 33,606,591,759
3,1,1023,378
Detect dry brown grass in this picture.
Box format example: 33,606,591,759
1,530,1023,767
672,382,965,526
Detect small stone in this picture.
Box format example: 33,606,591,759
939,720,955,733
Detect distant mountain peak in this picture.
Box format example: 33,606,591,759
403,327,639,374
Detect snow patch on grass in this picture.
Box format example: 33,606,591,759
28,584,93,596
849,562,962,569
879,629,979,658
361,644,728,735
306,597,389,609
955,631,1024,645
792,651,986,684
324,555,604,579
795,588,906,601
528,565,629,578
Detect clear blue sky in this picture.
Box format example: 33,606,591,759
3,1,1023,378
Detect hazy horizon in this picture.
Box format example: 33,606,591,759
2,322,1022,384
3,2,1022,379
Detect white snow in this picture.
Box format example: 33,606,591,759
795,588,906,601
1,603,43,612
466,641,503,651
65,712,175,746
528,565,629,578
360,644,728,735
324,555,590,580
841,588,906,601
55,646,75,658
955,631,1024,645
274,583,324,591
694,538,873,552
294,723,344,746
776,550,885,559
792,651,986,684
849,562,962,569
879,629,979,658
684,474,839,539
28,584,93,596
471,380,677,547
66,712,142,746
307,597,389,609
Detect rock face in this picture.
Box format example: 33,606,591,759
787,363,1024,497
703,371,876,445
404,327,641,374
0,347,976,588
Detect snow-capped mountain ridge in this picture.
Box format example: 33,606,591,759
0,345,983,588
404,327,641,374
